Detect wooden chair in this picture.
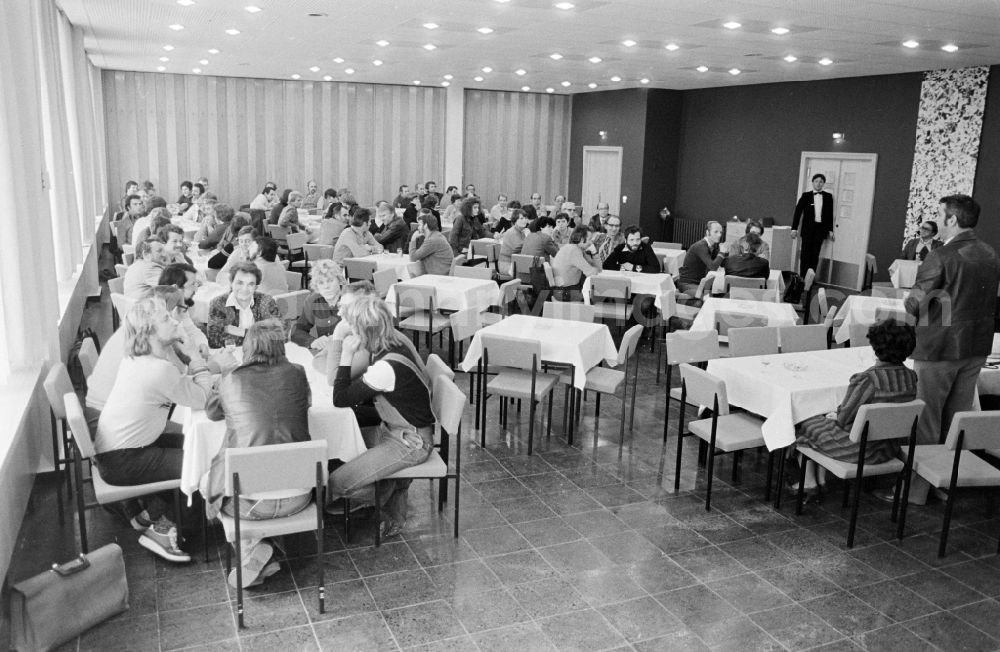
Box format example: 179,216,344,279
284,270,302,294
793,400,924,548
778,324,829,353
266,225,289,256
659,330,721,442
219,441,327,627
848,323,870,348
78,338,99,383
675,365,770,510
114,263,128,277
727,326,780,357
42,364,76,518
449,308,484,419
483,279,522,325
285,232,310,284
425,353,455,383
274,289,310,324
511,254,538,287
453,265,493,281
871,286,909,300
343,258,377,283
110,293,134,333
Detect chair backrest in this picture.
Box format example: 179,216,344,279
121,243,135,258
450,255,467,273
728,326,780,357
425,353,455,383
343,258,377,282
874,306,910,325
653,242,683,250
848,400,925,443
44,364,74,420
512,254,538,281
224,440,328,496
433,375,466,436
729,287,776,303
823,305,838,329
449,308,481,343
679,364,730,416
694,274,714,299
542,301,595,323
497,279,521,314
110,294,135,323
943,411,1000,450
286,232,309,252
373,267,396,298
266,224,289,243
63,392,97,460
284,270,302,291
303,244,335,261
725,276,766,292
275,290,308,322
871,286,908,300
665,330,720,365
114,263,128,277
716,310,769,336
123,252,135,266
817,287,829,317
453,265,493,280
778,324,828,353
848,323,870,348
481,333,541,371
470,240,499,262
108,277,125,295
591,276,631,301
78,338,99,380
394,283,436,312
542,262,556,286
617,324,645,365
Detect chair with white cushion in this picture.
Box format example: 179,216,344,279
453,265,493,281
778,324,829,353
727,326,779,357
78,338,99,383
42,364,76,518
658,330,721,443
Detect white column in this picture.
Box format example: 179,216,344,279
444,83,465,189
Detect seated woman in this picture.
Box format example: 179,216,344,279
731,218,771,261
94,295,215,563
329,295,435,539
277,204,302,233
291,259,343,352
791,318,917,492
203,319,311,588
207,261,281,348
206,214,249,270
253,237,290,296
722,232,770,279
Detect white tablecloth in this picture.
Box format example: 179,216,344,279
580,271,676,311
832,296,907,344
889,259,920,289
459,314,618,389
709,270,785,301
179,343,365,499
385,275,500,312
690,297,799,332
360,253,423,280
652,248,686,275
708,347,880,450
190,282,229,324
171,217,201,240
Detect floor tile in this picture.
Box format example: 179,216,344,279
896,569,985,609
801,553,887,590
448,586,531,632
538,540,615,574
349,542,421,577
426,559,503,596
159,602,236,650
849,579,939,622
365,569,441,610
537,609,629,652
540,491,604,516
707,572,793,614
854,624,939,652
240,625,319,651
716,537,794,571
382,600,466,649
801,590,892,637
407,534,478,568
78,613,159,652
952,599,1000,640
473,622,559,652
749,604,844,651
308,578,377,621
598,596,685,643
514,517,583,547
157,569,229,612
567,566,649,607
654,584,740,629
904,611,999,652
632,629,710,651
232,589,310,634
623,558,698,595
846,542,929,578
758,562,841,602
940,558,1000,598
509,577,589,618
483,549,558,586
493,495,558,524
589,530,666,564
638,524,711,555
461,524,531,556
560,509,629,537
668,546,747,583
313,612,398,652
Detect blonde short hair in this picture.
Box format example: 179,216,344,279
124,297,168,357
310,259,345,292
340,295,406,356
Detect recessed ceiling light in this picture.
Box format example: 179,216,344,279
588,56,602,63
495,0,511,3
199,59,208,65
208,48,220,54
696,65,709,72
443,74,454,80
477,27,494,34
376,40,389,47
192,67,202,73
783,54,797,63
665,43,679,51
481,66,493,73
622,39,637,47
550,53,563,60
177,0,194,5
610,75,622,82
640,77,650,84
555,2,575,9
942,43,959,53
345,68,355,74
323,75,332,81
561,81,571,87
163,45,175,51
309,66,320,72
474,76,484,82
588,82,597,88
521,85,530,91
169,24,184,31
546,87,554,93
515,69,526,76
441,81,449,86
333,57,344,63
157,65,166,71
413,80,421,85
373,59,383,66
159,56,170,62
423,44,437,51
423,22,439,29
723,21,741,30
244,5,261,13
902,40,919,48
291,74,301,79
771,27,789,35
818,57,833,65
225,29,240,35
728,68,740,75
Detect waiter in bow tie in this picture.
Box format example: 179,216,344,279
791,173,835,277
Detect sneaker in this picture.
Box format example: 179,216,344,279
227,542,273,588
138,518,191,563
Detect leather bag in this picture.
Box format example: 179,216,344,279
9,544,129,651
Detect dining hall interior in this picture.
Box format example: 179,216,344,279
5,0,1000,650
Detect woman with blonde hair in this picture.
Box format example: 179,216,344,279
291,258,344,351
329,294,434,539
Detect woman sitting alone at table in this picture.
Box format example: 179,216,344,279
722,231,770,279
329,294,435,539
207,261,281,348
291,259,343,352
791,318,917,492
203,319,311,588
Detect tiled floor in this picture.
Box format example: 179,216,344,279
4,294,1000,651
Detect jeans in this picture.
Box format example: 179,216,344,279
94,427,184,521
328,426,432,524
221,493,312,563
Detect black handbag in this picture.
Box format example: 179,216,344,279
10,544,129,651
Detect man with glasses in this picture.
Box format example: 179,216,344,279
592,216,625,265
902,221,942,261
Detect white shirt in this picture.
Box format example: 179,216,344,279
225,292,256,330
813,192,823,223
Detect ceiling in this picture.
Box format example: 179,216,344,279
58,0,1000,93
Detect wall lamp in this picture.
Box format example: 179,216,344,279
832,132,845,143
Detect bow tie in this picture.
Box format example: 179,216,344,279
813,191,822,195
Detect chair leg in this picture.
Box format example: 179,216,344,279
202,503,211,563
342,497,350,542
704,446,716,512
674,432,685,494
847,473,864,548
618,391,627,451
595,393,601,418
841,481,850,509
795,457,808,515
938,489,956,558
546,390,554,439
731,451,740,483
527,398,537,456
764,452,774,502
374,481,382,547
453,474,460,539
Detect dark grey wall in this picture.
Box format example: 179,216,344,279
973,66,1000,253
641,89,684,239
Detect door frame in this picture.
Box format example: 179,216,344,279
798,151,879,290
582,146,623,216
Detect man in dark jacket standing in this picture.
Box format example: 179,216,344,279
906,194,999,445
791,173,835,277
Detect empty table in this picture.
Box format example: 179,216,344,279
690,297,799,333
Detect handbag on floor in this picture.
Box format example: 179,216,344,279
9,544,129,652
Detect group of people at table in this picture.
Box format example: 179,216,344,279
96,175,998,589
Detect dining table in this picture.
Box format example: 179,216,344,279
580,270,677,313
652,247,687,275
690,297,799,333
384,274,500,312
888,259,921,289
358,252,424,280
708,269,785,301
832,295,907,344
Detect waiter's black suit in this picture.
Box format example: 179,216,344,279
792,190,834,277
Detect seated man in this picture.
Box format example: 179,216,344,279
333,208,383,265
677,220,727,296
731,218,771,261
552,226,601,297
588,202,612,233
113,193,145,251
722,232,770,278
409,211,453,276
902,220,942,261
602,226,661,273
123,238,172,300
249,183,277,211
207,261,281,348
371,200,408,254
521,216,560,261
301,180,321,211
94,295,215,563
319,201,350,247
591,216,624,265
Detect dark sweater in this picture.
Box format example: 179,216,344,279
678,238,724,286
602,243,661,273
